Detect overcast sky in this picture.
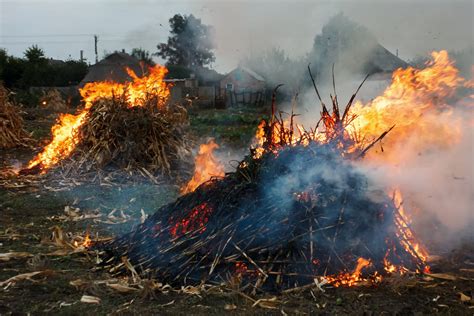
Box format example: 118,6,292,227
0,0,472,72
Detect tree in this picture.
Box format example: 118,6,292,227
309,13,378,78
131,48,155,66
240,47,306,95
1,55,25,88
0,48,88,89
156,14,215,68
24,45,46,63
0,49,7,80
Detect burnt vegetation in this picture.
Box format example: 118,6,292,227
97,80,425,292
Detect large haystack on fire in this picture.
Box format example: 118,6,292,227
96,51,472,291
22,65,193,181
0,84,31,149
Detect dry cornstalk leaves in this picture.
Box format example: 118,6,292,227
0,270,54,288
0,84,32,149
0,252,33,262
106,283,139,293
252,296,280,309
425,273,458,281
459,292,472,303
80,295,101,304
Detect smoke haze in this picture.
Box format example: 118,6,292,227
359,104,474,247
1,0,472,72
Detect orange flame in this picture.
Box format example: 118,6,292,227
27,65,170,172
82,233,92,248
181,139,225,194
252,51,469,161
391,189,430,263
348,50,467,162
326,257,373,287
73,233,92,249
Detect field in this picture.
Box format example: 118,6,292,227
0,107,473,315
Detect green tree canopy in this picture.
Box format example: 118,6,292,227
0,48,87,89
156,14,215,68
131,48,155,66
24,45,46,63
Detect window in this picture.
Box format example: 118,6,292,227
226,83,234,91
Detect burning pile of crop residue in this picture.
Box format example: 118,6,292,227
98,141,427,290
22,65,192,181
95,51,471,291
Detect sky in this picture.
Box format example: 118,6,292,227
0,0,472,72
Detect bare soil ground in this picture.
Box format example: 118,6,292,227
0,107,472,315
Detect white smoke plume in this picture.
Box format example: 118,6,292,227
358,103,474,248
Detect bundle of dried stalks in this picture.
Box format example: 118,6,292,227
59,94,193,181
0,84,31,149
39,89,68,111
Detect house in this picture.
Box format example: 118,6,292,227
219,67,265,107
79,52,144,87
365,45,409,76
193,67,224,108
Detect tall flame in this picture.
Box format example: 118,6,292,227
27,65,170,171
347,50,467,162
181,139,225,194
251,50,469,161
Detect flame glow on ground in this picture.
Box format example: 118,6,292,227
27,65,170,171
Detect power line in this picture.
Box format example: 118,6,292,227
0,41,93,45
0,39,136,45
0,34,164,39
0,34,95,38
0,36,164,45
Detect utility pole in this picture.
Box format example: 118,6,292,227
94,35,99,63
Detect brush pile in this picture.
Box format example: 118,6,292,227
97,83,428,291
0,84,31,149
39,89,68,111
22,65,194,182
57,95,192,181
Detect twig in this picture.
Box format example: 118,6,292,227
358,125,395,158
342,73,370,122
307,64,328,115
233,243,268,278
